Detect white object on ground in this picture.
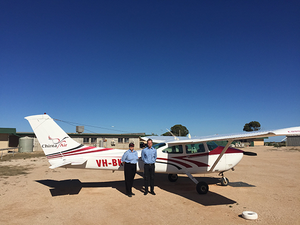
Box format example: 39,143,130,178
242,211,258,220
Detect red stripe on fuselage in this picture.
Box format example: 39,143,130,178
46,147,113,159
172,154,209,167
209,146,243,155
157,146,242,168
64,148,114,157
157,157,192,168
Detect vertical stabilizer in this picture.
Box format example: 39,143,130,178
25,114,82,156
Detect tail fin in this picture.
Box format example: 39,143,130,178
25,114,82,157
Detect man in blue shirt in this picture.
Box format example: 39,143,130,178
121,143,139,197
141,138,157,195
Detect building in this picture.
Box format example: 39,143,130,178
0,128,18,149
286,136,300,146
1,127,145,152
215,138,266,147
15,132,145,151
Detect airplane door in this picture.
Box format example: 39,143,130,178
185,143,209,173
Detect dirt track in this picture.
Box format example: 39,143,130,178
1,146,299,225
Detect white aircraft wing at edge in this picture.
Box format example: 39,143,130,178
142,126,300,144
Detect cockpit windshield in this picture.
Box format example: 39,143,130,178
153,143,166,149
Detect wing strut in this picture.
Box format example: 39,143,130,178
209,139,233,172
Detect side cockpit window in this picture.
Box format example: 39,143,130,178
207,142,218,151
162,145,183,154
186,143,205,154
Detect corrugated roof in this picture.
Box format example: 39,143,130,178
0,128,16,134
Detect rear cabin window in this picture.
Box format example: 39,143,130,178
207,142,218,151
186,143,205,154
162,145,183,154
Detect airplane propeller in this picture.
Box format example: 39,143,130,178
243,151,257,156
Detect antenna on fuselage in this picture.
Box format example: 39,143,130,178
166,129,179,140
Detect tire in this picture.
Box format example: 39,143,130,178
221,177,229,186
242,211,258,220
168,174,178,182
196,181,209,194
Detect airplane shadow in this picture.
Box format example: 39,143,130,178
36,174,255,206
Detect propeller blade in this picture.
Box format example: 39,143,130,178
243,151,257,156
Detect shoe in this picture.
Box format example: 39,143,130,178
144,191,148,195
130,193,135,195
128,194,132,197
150,191,156,195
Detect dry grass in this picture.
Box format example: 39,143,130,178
1,151,45,161
288,147,300,151
0,165,32,177
0,152,45,177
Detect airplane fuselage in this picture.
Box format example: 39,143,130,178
55,142,243,175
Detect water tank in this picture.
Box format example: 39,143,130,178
76,126,84,133
19,136,34,152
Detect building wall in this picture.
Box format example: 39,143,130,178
253,139,265,146
287,136,300,146
31,136,141,151
0,134,9,149
72,137,140,150
33,138,43,151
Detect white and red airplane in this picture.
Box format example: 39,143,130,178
25,114,300,194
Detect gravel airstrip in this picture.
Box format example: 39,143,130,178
0,146,299,225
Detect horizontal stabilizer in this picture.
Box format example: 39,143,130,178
49,158,87,169
49,161,71,169
71,158,87,166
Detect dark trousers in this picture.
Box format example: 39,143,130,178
144,164,155,192
124,163,136,194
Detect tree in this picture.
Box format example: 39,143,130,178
243,121,261,132
162,124,189,136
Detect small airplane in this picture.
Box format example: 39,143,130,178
25,114,300,194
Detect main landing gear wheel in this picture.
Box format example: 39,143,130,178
196,181,209,194
220,177,229,186
168,174,178,182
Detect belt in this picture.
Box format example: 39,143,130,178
145,163,154,165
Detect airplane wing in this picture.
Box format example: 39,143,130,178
140,136,188,143
142,126,300,144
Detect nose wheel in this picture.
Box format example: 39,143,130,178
219,172,229,186
220,177,229,186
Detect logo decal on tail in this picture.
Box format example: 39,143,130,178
42,136,69,148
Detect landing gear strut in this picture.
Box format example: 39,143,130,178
219,172,229,186
167,172,209,194
186,172,209,194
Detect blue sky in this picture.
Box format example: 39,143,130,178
1,1,299,141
